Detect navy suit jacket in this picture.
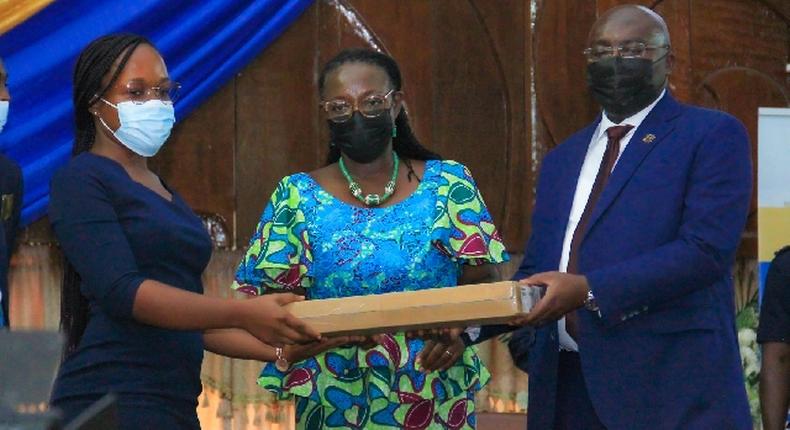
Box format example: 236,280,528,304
0,153,22,327
486,94,753,429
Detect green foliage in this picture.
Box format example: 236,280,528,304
736,298,761,427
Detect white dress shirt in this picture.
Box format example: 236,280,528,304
557,90,666,352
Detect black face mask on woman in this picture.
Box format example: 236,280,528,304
328,111,393,164
586,55,666,118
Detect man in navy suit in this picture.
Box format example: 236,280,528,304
466,5,752,429
0,57,21,328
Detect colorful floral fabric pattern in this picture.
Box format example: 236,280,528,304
234,160,509,429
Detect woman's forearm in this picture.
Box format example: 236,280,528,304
132,280,245,330
132,280,319,347
204,328,277,362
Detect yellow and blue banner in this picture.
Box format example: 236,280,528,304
0,0,53,35
757,107,790,300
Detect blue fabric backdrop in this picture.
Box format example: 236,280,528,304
0,0,313,225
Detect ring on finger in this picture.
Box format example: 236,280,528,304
274,347,290,372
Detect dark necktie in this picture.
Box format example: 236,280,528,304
565,124,633,341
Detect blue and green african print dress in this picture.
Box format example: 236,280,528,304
233,159,509,429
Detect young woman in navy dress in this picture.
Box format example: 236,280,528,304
48,34,338,429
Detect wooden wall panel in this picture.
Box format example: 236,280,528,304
235,6,321,247
535,0,599,150
690,0,788,89
472,0,533,250
315,0,344,165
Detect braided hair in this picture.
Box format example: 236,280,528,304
61,33,151,356
318,48,441,170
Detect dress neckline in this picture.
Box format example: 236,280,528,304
300,159,439,211
83,152,178,205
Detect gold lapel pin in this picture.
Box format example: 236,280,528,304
642,133,656,144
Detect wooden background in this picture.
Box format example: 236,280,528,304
21,0,790,261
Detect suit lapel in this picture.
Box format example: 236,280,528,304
556,122,598,218
584,94,683,239
548,120,600,266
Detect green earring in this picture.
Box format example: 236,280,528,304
392,125,397,138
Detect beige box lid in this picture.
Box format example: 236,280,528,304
285,281,537,336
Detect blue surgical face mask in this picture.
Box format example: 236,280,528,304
99,98,175,157
0,101,9,133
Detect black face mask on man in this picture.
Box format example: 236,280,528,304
328,111,393,164
586,54,666,118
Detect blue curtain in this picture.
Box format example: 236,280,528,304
0,0,313,225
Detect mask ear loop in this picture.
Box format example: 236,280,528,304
100,98,118,109
94,98,119,135
652,51,670,64
651,50,671,90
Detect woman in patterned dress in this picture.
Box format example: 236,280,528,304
233,48,509,429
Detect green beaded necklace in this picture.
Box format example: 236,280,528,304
338,153,399,207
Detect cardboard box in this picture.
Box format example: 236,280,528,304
285,281,542,336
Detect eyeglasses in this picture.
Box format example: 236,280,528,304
119,80,182,104
320,89,396,123
583,42,669,62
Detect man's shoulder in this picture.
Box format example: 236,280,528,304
675,101,745,132
772,246,790,270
